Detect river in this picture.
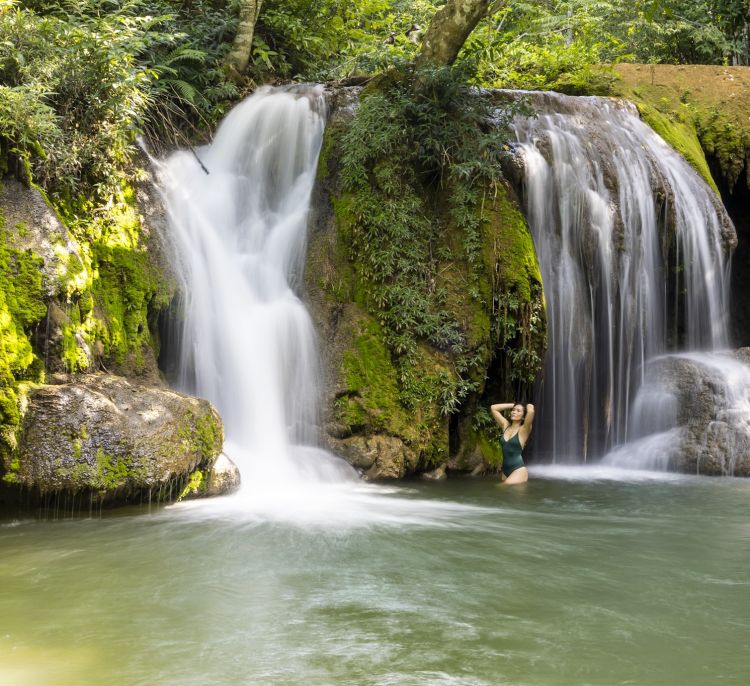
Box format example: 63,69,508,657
2,469,748,685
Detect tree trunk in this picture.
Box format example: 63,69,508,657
225,0,264,82
416,0,490,68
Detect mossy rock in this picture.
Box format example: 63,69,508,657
0,374,233,508
614,64,750,192
306,86,546,478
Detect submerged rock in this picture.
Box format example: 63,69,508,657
1,374,237,505
422,463,447,480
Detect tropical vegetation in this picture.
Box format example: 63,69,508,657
0,0,748,464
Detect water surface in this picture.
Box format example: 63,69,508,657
1,469,748,686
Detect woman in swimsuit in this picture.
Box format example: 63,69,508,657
490,402,535,484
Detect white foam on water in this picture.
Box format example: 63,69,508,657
530,463,692,483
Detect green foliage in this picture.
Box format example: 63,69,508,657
621,0,749,65
461,1,749,93
464,2,622,93
339,62,525,416
1,2,148,202
0,0,238,204
256,0,438,80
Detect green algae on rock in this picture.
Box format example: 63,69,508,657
307,81,545,478
1,374,235,507
614,64,750,193
0,203,48,453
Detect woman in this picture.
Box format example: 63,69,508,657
490,402,534,484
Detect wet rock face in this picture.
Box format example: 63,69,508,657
648,353,750,476
331,434,419,480
3,374,237,504
204,454,241,497
0,177,77,296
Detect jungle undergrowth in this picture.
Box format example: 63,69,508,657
340,60,531,415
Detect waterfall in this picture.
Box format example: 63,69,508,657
160,84,354,487
603,351,750,475
512,92,735,463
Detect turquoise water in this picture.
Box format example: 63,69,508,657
1,467,748,685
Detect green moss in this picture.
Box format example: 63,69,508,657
340,318,411,435
195,413,222,459
0,210,47,461
94,448,132,490
484,186,542,300
614,64,750,191
50,180,173,373
178,469,206,500
177,410,223,462
328,194,361,303
695,110,749,190
317,121,342,182
1,454,20,484
91,244,156,364
635,103,718,193
477,432,503,467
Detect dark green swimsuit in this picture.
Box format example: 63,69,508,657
499,431,525,477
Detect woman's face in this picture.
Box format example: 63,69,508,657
510,404,525,421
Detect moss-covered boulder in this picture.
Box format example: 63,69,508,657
0,374,237,507
0,174,182,468
306,84,545,478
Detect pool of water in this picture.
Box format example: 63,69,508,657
1,466,748,685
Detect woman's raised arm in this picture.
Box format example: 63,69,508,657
490,402,514,430
519,403,535,444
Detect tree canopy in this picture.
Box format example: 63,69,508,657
1,0,748,201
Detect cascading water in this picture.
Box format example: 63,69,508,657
160,84,354,490
603,351,750,474
512,92,736,463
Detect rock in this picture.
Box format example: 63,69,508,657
2,374,227,505
333,434,419,480
422,464,447,480
0,177,80,297
642,352,750,476
306,86,541,479
134,162,179,295
177,453,241,501
469,462,488,477
204,453,241,497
